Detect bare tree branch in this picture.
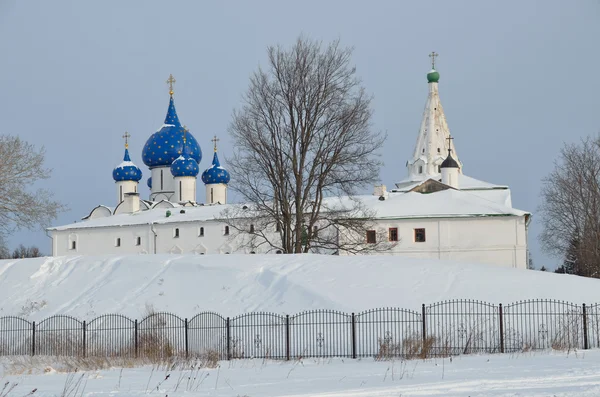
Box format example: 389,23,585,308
224,36,389,254
0,135,67,250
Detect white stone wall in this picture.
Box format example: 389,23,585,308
174,177,197,202
115,180,138,205
51,215,528,269
205,183,227,204
150,167,175,201
343,216,527,268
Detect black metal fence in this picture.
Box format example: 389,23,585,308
0,299,598,359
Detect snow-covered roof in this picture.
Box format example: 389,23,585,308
49,188,528,232
394,173,508,191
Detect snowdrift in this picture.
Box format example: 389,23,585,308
0,254,597,321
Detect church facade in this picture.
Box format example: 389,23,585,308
47,64,530,268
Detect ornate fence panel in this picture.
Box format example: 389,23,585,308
355,308,422,359
425,300,500,356
289,310,352,359
188,312,227,360
587,304,600,349
503,300,583,352
0,317,32,355
229,312,286,359
138,312,186,359
35,315,83,356
87,314,136,358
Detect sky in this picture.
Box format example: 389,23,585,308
0,0,598,269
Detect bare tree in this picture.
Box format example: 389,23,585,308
539,136,600,278
11,244,43,259
223,36,391,254
0,135,65,252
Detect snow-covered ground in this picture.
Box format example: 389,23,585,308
1,254,600,395
0,254,599,320
1,351,600,396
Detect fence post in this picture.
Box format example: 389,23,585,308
285,315,290,361
499,304,504,353
421,304,426,347
185,318,189,359
351,313,357,359
82,320,86,358
134,319,138,358
583,303,589,350
31,321,35,356
226,317,231,360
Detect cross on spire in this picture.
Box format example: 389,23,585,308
166,74,176,96
122,131,131,149
212,135,220,152
429,51,438,69
446,135,454,153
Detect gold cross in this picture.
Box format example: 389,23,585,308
182,125,188,143
429,51,438,69
211,135,220,152
166,74,176,96
122,131,131,149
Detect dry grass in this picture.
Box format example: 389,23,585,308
375,335,437,361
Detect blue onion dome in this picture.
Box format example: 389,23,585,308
147,177,152,188
201,151,231,184
142,95,202,168
113,148,143,182
171,140,200,177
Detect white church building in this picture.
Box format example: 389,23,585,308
47,62,531,268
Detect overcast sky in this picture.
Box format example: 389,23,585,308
1,1,598,268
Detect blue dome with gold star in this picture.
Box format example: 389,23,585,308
201,151,230,184
142,96,202,168
171,141,200,177
113,148,143,182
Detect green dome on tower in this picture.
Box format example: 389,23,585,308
427,69,440,83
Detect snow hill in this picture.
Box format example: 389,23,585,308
0,254,598,321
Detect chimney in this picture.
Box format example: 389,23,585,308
122,192,140,213
373,184,389,199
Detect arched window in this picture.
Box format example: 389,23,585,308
224,226,230,235
160,169,164,190
136,237,141,246
418,165,423,174
276,250,283,254
199,226,204,237
211,188,214,203
115,238,121,247
71,241,76,250
174,228,180,238
250,224,255,233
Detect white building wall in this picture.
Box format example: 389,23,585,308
350,216,527,268
115,180,138,205
150,167,175,201
174,177,196,203
51,215,528,269
205,184,227,204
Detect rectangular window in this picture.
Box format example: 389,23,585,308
115,238,121,247
224,226,230,235
136,237,141,246
366,230,376,244
313,225,318,237
275,223,281,232
199,226,204,237
389,228,398,242
250,224,255,233
174,228,180,238
414,228,426,242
